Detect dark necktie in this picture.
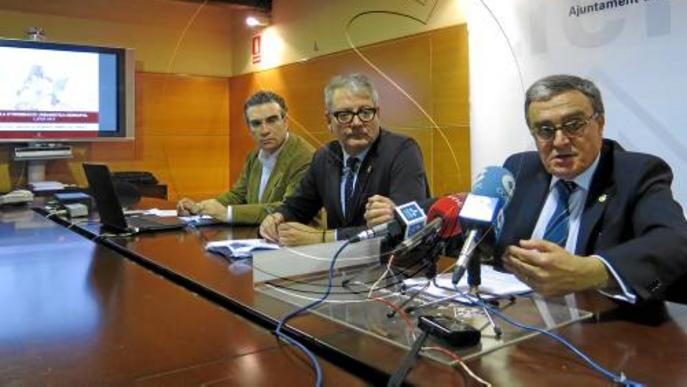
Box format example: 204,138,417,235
344,157,360,216
543,180,577,247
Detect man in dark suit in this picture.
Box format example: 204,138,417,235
497,74,687,303
259,73,429,246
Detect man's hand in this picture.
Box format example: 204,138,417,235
259,212,285,243
177,198,200,216
503,239,609,297
364,195,396,227
197,199,228,222
277,222,326,246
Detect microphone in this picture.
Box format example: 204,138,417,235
393,193,467,255
349,199,435,243
426,193,465,239
392,217,442,254
452,166,515,285
384,194,467,318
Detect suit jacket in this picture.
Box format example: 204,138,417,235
495,139,687,302
216,133,315,225
279,129,430,239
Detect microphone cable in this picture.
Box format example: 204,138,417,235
454,288,644,387
274,239,353,387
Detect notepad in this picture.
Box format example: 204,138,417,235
206,239,280,259
403,265,532,302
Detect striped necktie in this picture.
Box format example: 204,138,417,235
344,157,360,216
543,180,577,247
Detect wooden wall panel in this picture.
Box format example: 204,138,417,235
1,25,469,201
0,73,230,201
431,25,471,196
228,24,470,196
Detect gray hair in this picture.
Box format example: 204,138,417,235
524,74,604,125
324,73,379,111
243,90,287,124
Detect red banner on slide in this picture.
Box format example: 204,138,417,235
0,110,99,123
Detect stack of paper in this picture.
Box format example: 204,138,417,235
206,238,280,259
403,265,532,302
29,181,65,191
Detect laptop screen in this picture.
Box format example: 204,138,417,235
82,163,130,232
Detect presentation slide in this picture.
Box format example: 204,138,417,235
0,47,100,132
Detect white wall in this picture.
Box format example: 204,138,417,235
467,0,687,207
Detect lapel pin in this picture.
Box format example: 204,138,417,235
598,194,607,203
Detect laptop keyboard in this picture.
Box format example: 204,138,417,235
127,216,184,229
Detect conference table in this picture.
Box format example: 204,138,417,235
4,198,687,386
0,204,364,386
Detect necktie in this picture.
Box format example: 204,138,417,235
543,180,577,247
344,157,360,216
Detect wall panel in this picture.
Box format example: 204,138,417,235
0,72,230,201
228,24,470,196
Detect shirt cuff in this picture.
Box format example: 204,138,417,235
334,229,339,241
593,254,637,304
226,205,233,224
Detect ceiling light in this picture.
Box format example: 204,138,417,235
246,14,270,28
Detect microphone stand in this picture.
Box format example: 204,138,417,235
386,237,443,318
386,330,429,387
466,245,503,337
467,251,481,292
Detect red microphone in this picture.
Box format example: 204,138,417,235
426,193,467,239
394,193,467,254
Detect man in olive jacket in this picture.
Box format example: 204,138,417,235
177,91,315,225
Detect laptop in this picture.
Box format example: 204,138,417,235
83,163,186,233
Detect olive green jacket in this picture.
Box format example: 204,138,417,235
216,133,315,225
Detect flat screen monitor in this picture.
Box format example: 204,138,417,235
0,38,135,142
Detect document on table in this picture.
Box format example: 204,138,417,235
403,265,532,302
140,208,218,225
205,239,280,259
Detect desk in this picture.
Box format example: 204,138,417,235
0,205,364,385
28,200,687,386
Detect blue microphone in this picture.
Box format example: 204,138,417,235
452,166,515,285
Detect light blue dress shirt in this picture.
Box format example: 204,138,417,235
339,148,369,215
226,133,289,223
531,154,636,303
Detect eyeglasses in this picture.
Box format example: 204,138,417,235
330,107,378,125
530,112,598,141
248,114,283,130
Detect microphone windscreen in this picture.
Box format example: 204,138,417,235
472,166,515,205
427,193,466,238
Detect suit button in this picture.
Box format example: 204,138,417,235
648,280,662,293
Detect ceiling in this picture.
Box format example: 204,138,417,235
0,0,271,32
177,0,271,12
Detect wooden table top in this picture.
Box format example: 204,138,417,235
21,198,687,386
0,205,365,386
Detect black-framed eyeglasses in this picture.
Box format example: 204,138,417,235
530,112,598,141
330,107,378,125
248,114,284,130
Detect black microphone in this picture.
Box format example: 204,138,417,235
392,217,442,255
452,166,515,285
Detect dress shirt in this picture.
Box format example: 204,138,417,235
227,133,289,223
333,147,370,240
339,148,369,215
530,154,636,303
